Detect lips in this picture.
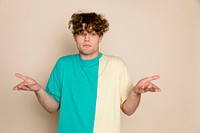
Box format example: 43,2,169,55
83,44,91,47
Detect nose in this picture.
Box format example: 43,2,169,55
84,34,90,41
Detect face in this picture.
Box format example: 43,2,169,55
73,30,103,59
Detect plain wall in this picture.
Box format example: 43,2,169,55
0,0,200,133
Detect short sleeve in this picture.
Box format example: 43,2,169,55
45,60,62,104
119,61,133,105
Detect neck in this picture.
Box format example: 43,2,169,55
80,52,100,60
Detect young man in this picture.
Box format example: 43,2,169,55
13,12,160,133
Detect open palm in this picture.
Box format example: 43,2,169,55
13,73,41,92
134,75,160,94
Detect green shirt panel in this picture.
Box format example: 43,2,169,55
46,53,102,133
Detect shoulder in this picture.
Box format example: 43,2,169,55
54,54,78,69
56,54,77,63
101,54,126,65
58,54,77,61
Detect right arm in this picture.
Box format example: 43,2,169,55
13,73,59,114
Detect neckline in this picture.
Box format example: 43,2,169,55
78,53,103,67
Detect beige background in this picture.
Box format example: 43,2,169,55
0,0,200,133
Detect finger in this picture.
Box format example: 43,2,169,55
147,75,160,82
142,82,161,93
141,75,160,84
13,84,30,91
13,85,23,90
149,84,161,92
144,87,149,92
138,82,152,89
13,82,23,90
17,86,31,91
15,73,28,81
152,75,160,80
147,84,152,89
141,84,152,92
144,84,152,92
13,85,19,90
13,82,28,90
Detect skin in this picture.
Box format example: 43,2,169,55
13,73,59,113
73,30,103,59
121,75,160,115
13,29,160,115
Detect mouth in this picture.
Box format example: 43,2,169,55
83,44,91,47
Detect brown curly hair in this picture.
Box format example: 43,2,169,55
68,12,109,36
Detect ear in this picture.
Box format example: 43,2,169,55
73,35,77,42
99,35,103,42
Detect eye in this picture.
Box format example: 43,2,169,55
78,32,86,36
91,33,97,36
80,32,85,35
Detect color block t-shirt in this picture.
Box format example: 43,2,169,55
46,53,133,133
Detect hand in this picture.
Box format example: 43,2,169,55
13,73,42,92
133,75,160,95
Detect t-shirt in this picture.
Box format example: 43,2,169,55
46,53,133,133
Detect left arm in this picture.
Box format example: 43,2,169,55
121,75,160,116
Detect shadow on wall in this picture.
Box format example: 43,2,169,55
60,33,78,56
197,0,200,8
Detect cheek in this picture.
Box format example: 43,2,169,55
75,36,84,42
76,41,84,47
76,43,82,49
91,38,101,44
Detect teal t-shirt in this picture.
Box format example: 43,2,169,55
46,53,103,133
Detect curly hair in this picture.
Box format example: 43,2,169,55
68,12,109,36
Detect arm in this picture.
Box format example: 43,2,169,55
121,75,160,116
13,73,59,114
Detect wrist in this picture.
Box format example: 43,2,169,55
35,85,43,94
131,90,141,97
